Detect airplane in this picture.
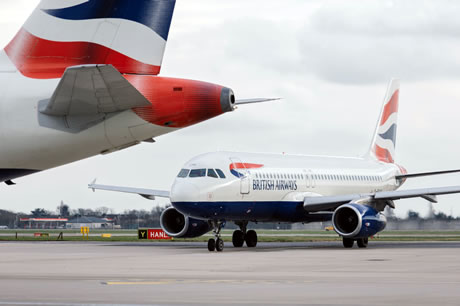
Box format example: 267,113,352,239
89,79,460,251
0,0,275,184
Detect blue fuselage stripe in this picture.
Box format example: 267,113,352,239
172,201,332,223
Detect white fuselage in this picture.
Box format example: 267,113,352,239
169,151,404,222
0,51,174,172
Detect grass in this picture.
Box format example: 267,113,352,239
1,229,460,242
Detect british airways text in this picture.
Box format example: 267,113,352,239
252,180,298,191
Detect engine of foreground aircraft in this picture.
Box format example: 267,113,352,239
332,203,387,239
160,207,213,238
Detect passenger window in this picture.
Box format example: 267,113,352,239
189,169,206,177
215,169,226,179
177,169,190,178
207,169,218,178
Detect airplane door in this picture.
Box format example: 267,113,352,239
230,157,250,195
303,169,310,188
309,169,316,188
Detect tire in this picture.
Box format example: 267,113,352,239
245,230,258,248
207,238,216,252
216,238,224,252
357,238,368,248
343,237,354,248
232,230,245,247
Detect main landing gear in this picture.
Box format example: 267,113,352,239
207,221,259,252
208,221,225,252
232,221,258,248
342,237,369,248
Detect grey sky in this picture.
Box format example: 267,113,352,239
1,0,460,218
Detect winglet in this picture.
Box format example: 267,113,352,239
89,179,97,192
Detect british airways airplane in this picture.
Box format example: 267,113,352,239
0,0,273,184
90,80,460,251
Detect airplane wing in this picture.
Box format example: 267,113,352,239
88,180,169,200
303,186,460,212
39,65,151,116
396,169,460,180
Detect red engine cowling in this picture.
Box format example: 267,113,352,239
125,75,235,128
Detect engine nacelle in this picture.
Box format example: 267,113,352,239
160,207,212,238
332,203,386,239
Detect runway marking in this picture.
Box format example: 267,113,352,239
103,279,314,286
104,280,173,285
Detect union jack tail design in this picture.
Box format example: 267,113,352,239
4,0,176,79
369,79,400,163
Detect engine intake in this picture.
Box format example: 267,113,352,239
332,203,386,238
160,207,212,238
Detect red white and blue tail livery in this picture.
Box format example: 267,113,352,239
0,0,276,184
5,0,175,78
370,79,399,163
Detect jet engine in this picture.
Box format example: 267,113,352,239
332,203,386,238
160,207,213,238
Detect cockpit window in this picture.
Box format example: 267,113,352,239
216,169,226,179
177,169,190,178
189,169,206,177
207,169,218,178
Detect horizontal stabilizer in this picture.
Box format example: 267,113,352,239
88,180,169,200
234,98,280,105
304,186,460,212
396,169,460,180
39,65,151,116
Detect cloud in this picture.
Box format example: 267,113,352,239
298,0,460,84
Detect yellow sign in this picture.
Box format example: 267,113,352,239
101,234,112,238
80,226,89,239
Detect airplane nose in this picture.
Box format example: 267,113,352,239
220,87,236,113
170,180,200,203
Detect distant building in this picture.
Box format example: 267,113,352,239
19,218,68,229
66,216,114,229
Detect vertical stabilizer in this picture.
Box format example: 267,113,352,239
368,79,400,163
4,0,176,79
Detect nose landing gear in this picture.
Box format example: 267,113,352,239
208,221,225,252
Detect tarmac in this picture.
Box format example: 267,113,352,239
0,241,459,305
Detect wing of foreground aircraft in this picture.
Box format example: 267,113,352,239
304,185,460,212
89,180,169,200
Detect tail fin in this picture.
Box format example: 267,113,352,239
4,0,176,79
368,79,400,163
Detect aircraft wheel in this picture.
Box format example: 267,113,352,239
216,238,224,252
357,238,368,248
343,237,354,248
207,238,216,252
245,230,258,247
232,230,245,247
